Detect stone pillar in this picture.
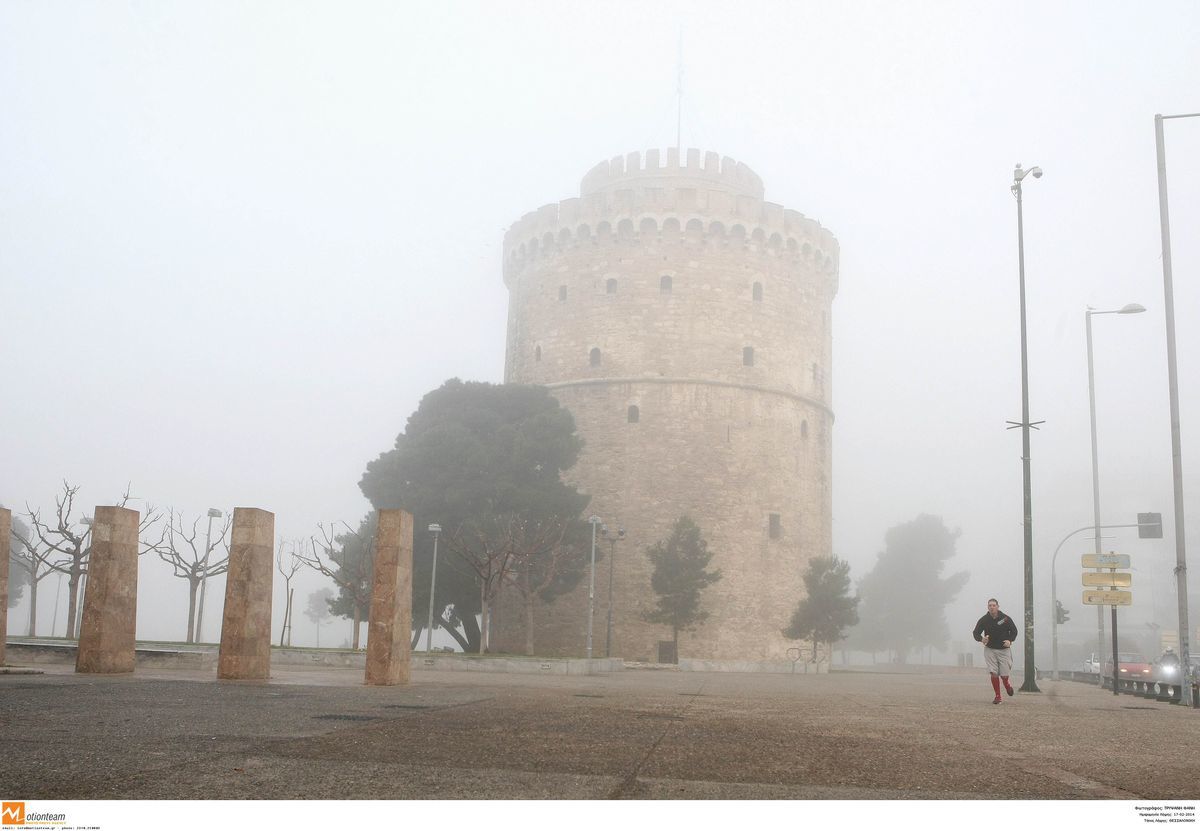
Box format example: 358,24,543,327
217,507,274,680
364,509,413,686
76,506,140,674
0,507,10,667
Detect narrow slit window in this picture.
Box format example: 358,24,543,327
660,275,672,294
743,346,755,367
558,285,567,302
589,347,601,367
627,405,640,423
534,345,542,362
753,282,763,302
606,278,618,294
769,513,782,540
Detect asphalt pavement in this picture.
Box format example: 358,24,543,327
1,661,1197,800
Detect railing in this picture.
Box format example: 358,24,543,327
1043,668,1198,705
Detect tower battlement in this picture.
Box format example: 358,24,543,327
580,148,764,199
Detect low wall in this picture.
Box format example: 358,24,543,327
679,658,830,674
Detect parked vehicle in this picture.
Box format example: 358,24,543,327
1103,652,1152,680
1080,653,1101,674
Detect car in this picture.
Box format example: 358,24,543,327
1102,652,1153,680
1080,653,1101,674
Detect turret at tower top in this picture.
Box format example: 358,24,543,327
580,147,764,200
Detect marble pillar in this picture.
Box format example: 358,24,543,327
218,507,274,680
364,509,413,686
76,506,140,674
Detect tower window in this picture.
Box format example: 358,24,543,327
559,285,567,302
743,346,755,367
660,275,672,294
589,347,601,367
801,419,808,439
627,405,640,423
606,278,618,294
535,345,542,362
753,282,763,302
769,513,782,539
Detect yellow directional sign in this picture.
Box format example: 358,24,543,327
1082,553,1130,568
1082,572,1132,587
1083,590,1132,606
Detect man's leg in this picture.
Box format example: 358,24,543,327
990,672,1002,703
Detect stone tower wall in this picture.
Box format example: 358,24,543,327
496,148,838,661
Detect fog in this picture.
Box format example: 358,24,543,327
2,2,1198,663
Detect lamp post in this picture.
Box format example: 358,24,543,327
1086,303,1146,673
194,508,223,643
74,516,93,640
1010,163,1043,693
601,523,625,658
586,515,601,659
1154,112,1199,706
425,523,442,653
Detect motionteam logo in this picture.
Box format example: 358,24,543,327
2,803,67,826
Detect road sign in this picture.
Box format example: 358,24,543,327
1138,512,1163,539
1082,553,1130,568
1082,590,1132,606
1082,572,1132,587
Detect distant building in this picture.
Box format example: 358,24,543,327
496,148,839,662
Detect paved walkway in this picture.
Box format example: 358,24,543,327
1,662,1197,800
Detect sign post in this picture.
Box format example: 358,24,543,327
1082,552,1133,695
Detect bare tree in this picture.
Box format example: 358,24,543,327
504,516,580,656
9,514,56,636
19,481,163,639
145,509,232,643
296,521,374,650
277,539,302,647
443,515,528,655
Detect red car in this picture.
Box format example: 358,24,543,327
1102,652,1153,679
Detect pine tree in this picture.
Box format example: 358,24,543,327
644,516,721,661
782,556,859,663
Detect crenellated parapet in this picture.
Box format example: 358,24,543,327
503,148,839,290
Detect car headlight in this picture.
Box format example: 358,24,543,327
1120,668,1127,672
1163,666,1177,675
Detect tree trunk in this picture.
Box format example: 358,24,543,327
351,607,361,650
410,625,422,651
672,626,679,664
478,583,490,654
66,567,81,640
460,612,481,652
27,578,38,637
186,577,199,644
521,572,535,656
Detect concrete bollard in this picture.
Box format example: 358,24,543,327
364,509,413,686
76,506,140,673
218,508,274,680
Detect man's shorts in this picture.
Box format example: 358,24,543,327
984,646,1013,675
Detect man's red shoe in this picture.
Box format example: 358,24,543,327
993,695,1002,704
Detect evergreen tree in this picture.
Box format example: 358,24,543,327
644,516,721,661
850,514,968,662
782,556,859,662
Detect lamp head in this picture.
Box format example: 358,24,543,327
589,515,601,525
1119,303,1146,314
207,508,223,518
1013,164,1044,184
428,523,441,534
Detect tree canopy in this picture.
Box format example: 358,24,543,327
782,556,859,658
850,514,968,661
644,516,721,658
358,379,591,652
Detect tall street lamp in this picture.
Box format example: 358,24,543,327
586,515,601,659
601,523,625,658
1154,111,1199,706
1010,162,1043,693
194,508,223,643
425,523,442,653
1086,303,1146,671
74,516,93,640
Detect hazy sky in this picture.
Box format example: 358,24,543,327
3,1,1198,655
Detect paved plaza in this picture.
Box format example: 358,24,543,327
1,661,1197,801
